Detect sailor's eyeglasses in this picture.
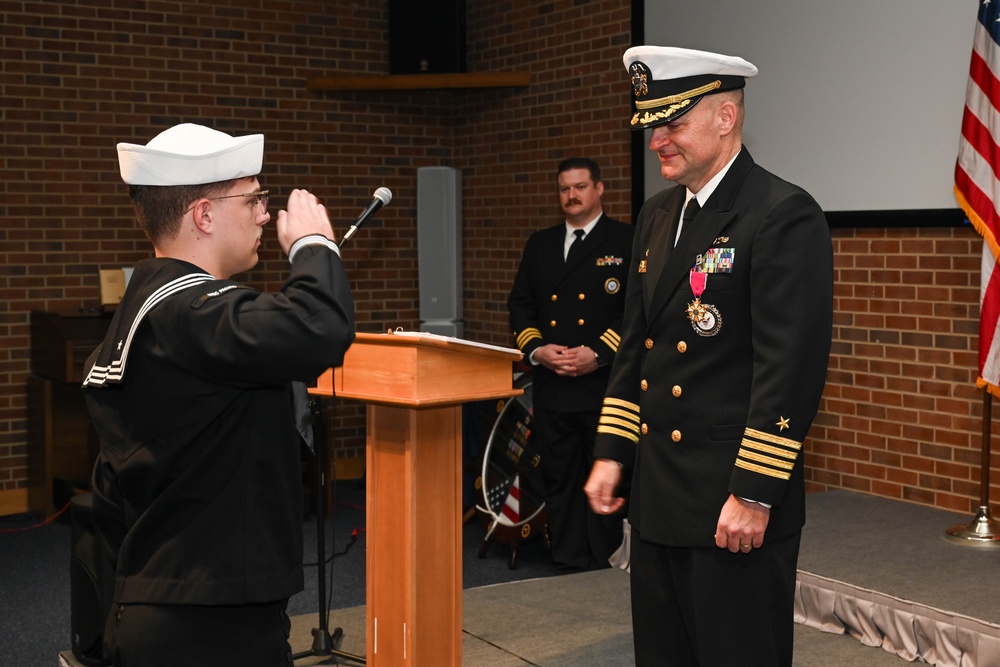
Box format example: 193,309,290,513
209,190,269,210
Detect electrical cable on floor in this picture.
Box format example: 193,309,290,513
301,527,363,568
0,500,71,533
301,495,366,568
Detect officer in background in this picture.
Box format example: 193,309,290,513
508,158,634,570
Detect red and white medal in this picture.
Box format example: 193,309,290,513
686,268,722,337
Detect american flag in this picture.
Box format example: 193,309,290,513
956,0,1000,395
487,474,520,526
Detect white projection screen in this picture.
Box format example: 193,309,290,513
638,1,973,225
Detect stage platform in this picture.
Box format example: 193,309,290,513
286,490,1000,667
57,490,1000,666
794,490,1000,665
284,570,914,667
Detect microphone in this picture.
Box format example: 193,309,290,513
339,187,392,246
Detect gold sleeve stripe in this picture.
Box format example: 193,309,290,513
735,458,792,481
515,328,543,349
603,397,640,413
740,439,799,462
744,427,801,451
599,416,640,433
600,406,640,424
599,329,621,351
737,448,795,471
598,424,640,444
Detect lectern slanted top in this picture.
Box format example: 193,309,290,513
314,330,521,406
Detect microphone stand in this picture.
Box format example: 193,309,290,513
293,396,365,665
293,197,384,663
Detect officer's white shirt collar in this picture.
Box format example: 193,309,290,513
687,149,741,207
676,149,742,245
564,212,602,257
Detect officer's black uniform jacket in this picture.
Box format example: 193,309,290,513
509,213,635,412
83,245,355,605
594,149,833,547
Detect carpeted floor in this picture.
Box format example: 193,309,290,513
0,477,563,666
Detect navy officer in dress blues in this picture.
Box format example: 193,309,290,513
509,157,634,570
584,47,833,666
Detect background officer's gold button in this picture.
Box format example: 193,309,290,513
645,338,654,349
578,293,586,300
677,341,688,353
671,430,682,442
641,423,649,435
550,320,557,327
577,319,585,326
640,379,648,391
550,294,558,301
672,385,682,397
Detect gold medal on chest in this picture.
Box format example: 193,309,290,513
687,269,722,337
688,299,722,336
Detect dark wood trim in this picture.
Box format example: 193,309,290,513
825,209,968,229
307,72,531,92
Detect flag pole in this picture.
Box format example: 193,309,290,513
945,387,1000,546
951,0,1000,547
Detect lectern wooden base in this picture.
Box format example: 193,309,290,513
313,331,521,667
366,404,461,665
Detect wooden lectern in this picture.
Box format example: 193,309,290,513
312,331,522,667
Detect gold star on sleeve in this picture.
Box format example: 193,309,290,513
776,416,790,431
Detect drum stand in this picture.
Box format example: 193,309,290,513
476,509,550,569
293,397,365,665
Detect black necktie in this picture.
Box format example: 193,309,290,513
566,228,585,263
676,197,700,246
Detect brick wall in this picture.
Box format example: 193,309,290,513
458,1,634,343
2,0,996,520
812,227,997,514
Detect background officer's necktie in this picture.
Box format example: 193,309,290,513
566,228,585,263
675,197,700,247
